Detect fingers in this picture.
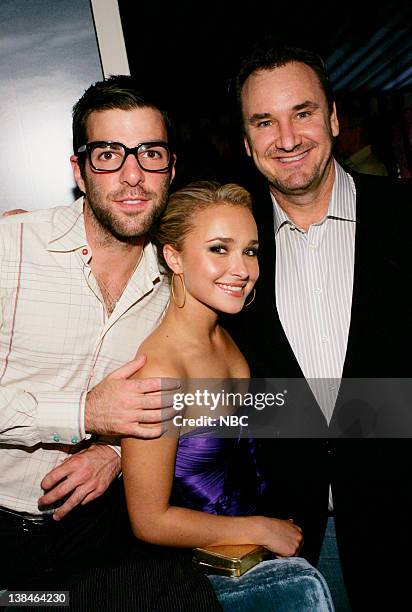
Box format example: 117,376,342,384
80,490,100,506
130,377,181,395
131,390,178,411
39,476,79,509
287,518,303,533
121,417,181,438
40,459,76,492
278,537,304,558
109,356,147,380
86,372,182,436
38,446,116,519
120,407,177,438
40,450,91,502
52,485,93,521
137,405,176,424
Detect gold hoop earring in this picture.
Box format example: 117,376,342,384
244,287,256,307
171,273,186,308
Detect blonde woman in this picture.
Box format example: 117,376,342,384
122,182,333,611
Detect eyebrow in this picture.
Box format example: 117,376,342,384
248,113,271,126
248,100,320,125
293,101,320,111
206,237,259,245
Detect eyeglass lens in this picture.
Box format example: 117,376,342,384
90,142,169,171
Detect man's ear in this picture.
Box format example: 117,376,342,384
70,155,86,194
170,153,177,184
330,102,339,138
163,244,183,274
244,134,252,157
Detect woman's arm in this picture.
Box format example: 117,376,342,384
121,360,303,555
122,434,301,554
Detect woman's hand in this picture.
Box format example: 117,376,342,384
249,516,304,557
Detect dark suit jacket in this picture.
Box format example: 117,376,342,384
222,170,412,608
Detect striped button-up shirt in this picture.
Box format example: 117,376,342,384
274,161,356,423
0,198,169,513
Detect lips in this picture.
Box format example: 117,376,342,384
276,150,310,164
113,196,149,210
215,282,246,298
117,199,147,204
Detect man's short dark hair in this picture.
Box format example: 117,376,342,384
234,44,335,120
72,75,174,172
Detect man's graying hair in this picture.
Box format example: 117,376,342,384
72,75,174,174
234,44,335,119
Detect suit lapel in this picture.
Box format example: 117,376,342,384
341,172,388,377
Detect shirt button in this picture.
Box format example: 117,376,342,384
52,433,60,442
309,243,317,249
82,248,88,255
314,287,322,294
71,436,78,444
322,336,329,343
289,225,296,231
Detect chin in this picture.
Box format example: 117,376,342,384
269,166,318,191
216,301,245,315
279,173,316,192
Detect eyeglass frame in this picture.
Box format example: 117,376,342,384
76,140,173,174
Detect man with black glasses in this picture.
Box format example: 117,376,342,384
0,75,220,611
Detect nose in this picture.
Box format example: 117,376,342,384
229,252,249,279
275,118,302,152
119,152,145,186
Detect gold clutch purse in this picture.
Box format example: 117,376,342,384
193,544,271,577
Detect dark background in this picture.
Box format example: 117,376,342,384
118,0,412,187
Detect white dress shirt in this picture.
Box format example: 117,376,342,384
273,161,356,423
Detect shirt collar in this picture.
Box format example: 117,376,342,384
271,159,356,234
272,196,291,235
329,160,356,222
47,197,161,287
47,197,88,252
135,241,162,287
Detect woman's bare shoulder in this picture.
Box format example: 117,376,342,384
135,330,186,379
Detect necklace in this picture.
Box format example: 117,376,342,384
96,248,144,315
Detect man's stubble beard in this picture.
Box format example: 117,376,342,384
266,144,334,198
83,177,170,243
268,161,323,196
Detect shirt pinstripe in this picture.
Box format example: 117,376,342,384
274,161,356,423
0,198,170,513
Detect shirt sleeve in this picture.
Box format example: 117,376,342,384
0,222,92,447
0,386,89,446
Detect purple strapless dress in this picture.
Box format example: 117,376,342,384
172,432,265,516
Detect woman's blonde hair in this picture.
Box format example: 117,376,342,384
154,181,253,277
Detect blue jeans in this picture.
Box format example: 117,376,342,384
317,517,351,612
208,557,334,611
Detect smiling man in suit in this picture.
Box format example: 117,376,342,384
224,44,412,611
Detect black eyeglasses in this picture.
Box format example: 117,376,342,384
77,141,172,173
